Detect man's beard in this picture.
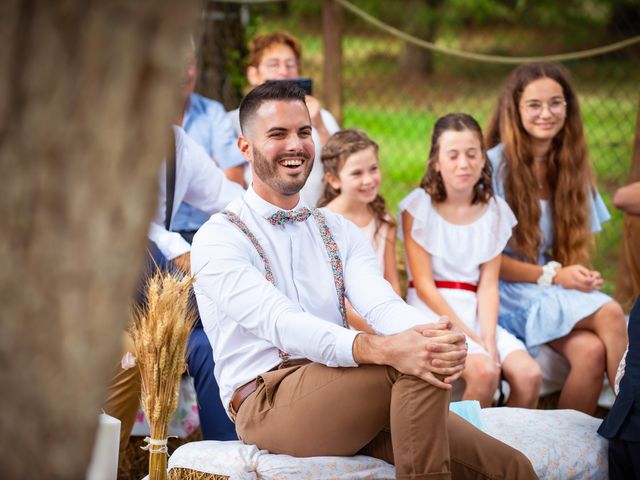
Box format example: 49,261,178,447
252,146,313,196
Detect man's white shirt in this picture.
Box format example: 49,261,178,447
191,186,437,413
148,125,244,260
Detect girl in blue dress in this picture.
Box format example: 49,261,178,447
485,62,627,414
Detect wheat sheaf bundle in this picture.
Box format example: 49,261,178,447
129,269,197,480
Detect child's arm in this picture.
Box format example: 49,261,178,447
500,254,601,292
383,225,402,295
613,181,640,214
346,303,376,334
476,254,501,365
402,211,483,344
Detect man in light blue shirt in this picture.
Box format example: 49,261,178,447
172,47,246,238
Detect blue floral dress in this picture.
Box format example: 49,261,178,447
488,144,612,353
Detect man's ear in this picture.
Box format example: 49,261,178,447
325,172,341,191
247,66,260,87
237,136,252,163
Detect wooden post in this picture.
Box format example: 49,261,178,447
615,96,640,309
198,1,246,109
627,97,640,183
322,0,343,125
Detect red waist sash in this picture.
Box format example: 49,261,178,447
408,280,477,292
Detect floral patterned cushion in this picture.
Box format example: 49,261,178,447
482,408,607,479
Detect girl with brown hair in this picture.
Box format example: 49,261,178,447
486,62,627,414
319,129,401,331
400,113,541,407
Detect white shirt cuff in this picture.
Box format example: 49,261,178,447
335,329,359,367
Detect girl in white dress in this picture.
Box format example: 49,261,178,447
319,129,401,333
400,113,542,407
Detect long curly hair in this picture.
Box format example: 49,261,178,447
486,62,595,265
420,113,493,205
318,129,395,234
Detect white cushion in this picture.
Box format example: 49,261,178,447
168,441,262,479
167,408,608,479
167,440,394,479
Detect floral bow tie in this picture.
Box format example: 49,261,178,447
266,207,312,226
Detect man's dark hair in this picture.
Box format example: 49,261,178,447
239,80,307,134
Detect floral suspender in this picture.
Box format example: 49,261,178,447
220,209,348,347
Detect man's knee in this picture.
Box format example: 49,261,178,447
449,414,537,479
505,447,537,478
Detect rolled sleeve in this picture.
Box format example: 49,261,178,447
148,223,190,261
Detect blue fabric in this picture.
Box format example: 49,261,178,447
487,144,612,352
449,400,484,431
173,93,245,232
605,438,640,480
187,326,237,440
600,299,640,441
145,241,237,440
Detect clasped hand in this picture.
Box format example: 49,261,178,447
554,264,602,292
389,318,467,390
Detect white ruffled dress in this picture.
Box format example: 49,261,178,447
399,188,524,359
359,218,390,275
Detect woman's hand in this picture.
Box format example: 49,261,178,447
553,264,601,292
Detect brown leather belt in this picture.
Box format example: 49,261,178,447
231,378,258,414
230,358,312,415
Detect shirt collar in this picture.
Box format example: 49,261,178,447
244,185,308,218
183,93,204,126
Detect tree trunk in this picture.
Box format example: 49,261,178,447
397,0,443,77
197,0,246,110
323,0,343,125
0,1,199,477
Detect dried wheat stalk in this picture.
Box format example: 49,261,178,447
129,269,197,480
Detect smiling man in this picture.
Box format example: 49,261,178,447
191,81,536,479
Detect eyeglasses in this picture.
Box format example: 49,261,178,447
261,59,299,73
521,98,567,118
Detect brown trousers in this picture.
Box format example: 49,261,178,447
102,332,141,455
233,362,537,480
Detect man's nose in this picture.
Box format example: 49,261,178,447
285,133,304,151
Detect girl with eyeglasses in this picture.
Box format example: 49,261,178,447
485,62,627,414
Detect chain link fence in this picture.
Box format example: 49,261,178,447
211,0,640,293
